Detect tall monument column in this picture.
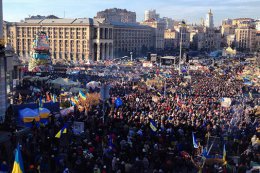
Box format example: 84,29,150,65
0,0,7,122
0,0,3,40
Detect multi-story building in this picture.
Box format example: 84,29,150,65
96,8,136,24
5,18,113,62
4,16,156,61
189,24,221,51
112,22,154,57
226,34,236,47
203,27,221,51
189,26,204,51
140,19,165,51
221,25,235,36
235,26,256,52
222,19,232,26
174,23,190,49
232,18,254,27
161,17,174,30
256,31,260,51
0,0,7,122
164,29,178,49
144,9,160,21
256,20,260,31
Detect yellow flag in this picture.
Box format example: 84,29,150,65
55,130,61,138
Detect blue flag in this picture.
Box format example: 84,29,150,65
192,132,199,148
149,119,157,132
115,97,123,108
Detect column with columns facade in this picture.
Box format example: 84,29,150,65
94,25,114,61
101,43,105,60
96,43,100,61
105,43,109,60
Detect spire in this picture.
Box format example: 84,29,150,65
209,9,212,15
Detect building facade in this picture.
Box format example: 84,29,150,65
140,19,165,50
235,26,256,52
0,0,7,122
189,27,204,51
112,22,154,57
256,31,260,51
174,23,190,49
5,17,157,61
232,18,254,27
5,18,115,62
164,29,178,49
161,17,174,30
256,20,260,31
96,8,136,24
203,27,221,51
144,9,160,21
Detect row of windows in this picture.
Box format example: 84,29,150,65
18,27,87,32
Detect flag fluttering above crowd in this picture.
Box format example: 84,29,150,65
12,145,24,173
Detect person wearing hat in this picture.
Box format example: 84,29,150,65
0,161,8,173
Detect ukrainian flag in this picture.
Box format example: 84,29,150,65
52,94,57,103
39,96,43,108
71,97,77,106
223,144,227,164
79,90,87,100
12,145,24,173
149,119,157,132
74,96,79,103
55,125,67,138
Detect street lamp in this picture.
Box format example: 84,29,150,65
179,29,182,75
179,21,186,75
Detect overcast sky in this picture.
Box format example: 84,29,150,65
3,0,260,26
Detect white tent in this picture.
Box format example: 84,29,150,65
86,81,101,89
49,77,80,86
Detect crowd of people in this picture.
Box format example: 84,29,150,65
0,58,259,173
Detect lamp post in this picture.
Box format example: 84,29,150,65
179,27,183,75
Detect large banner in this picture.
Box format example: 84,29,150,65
72,121,84,135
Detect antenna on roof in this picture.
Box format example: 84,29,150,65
64,11,65,18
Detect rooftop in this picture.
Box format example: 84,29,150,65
20,18,94,25
111,21,152,29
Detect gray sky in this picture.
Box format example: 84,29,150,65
3,0,260,26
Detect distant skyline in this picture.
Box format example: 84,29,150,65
3,0,260,26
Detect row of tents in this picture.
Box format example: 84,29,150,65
24,75,102,89
19,108,50,127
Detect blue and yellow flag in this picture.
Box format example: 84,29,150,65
39,96,43,108
149,119,157,132
71,97,77,106
55,125,67,138
223,144,226,163
12,145,24,173
79,90,87,100
52,94,57,103
74,96,79,103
